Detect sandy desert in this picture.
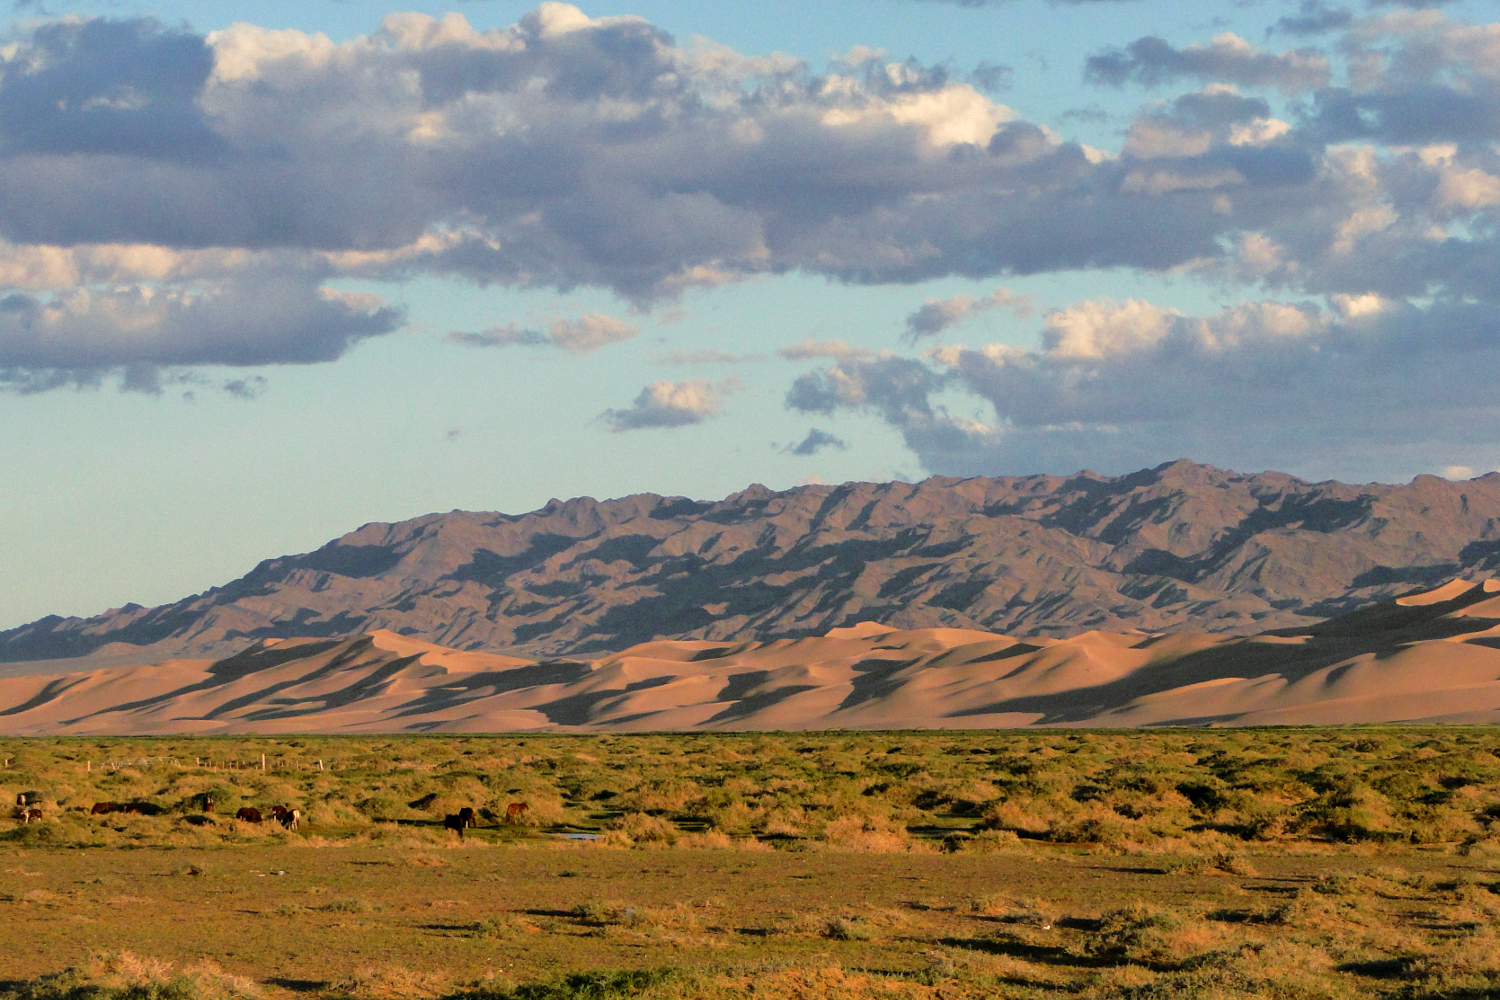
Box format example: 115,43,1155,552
3,578,1496,734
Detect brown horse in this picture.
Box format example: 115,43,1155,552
504,802,529,823
236,807,263,823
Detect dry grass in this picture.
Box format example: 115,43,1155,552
3,729,1499,856
4,843,1496,999
6,730,1500,998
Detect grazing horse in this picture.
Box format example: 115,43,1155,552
236,807,263,823
443,814,468,839
279,808,301,831
120,802,162,816
15,795,42,825
269,805,289,824
504,801,529,823
457,807,476,829
90,802,120,816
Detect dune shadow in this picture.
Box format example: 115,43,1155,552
945,627,1480,724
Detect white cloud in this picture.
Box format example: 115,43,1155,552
1086,32,1330,93
903,286,1034,342
0,262,398,387
547,314,639,354
787,293,1500,480
1436,168,1500,211
777,340,875,361
449,312,636,354
3,3,1500,422
601,378,739,431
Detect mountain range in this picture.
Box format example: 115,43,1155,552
4,459,1500,671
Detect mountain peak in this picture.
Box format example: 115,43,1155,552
4,460,1498,665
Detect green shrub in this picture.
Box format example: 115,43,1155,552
449,969,676,1000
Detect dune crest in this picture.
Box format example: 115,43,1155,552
1,580,1497,734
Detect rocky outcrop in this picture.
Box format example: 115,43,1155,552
3,459,1499,664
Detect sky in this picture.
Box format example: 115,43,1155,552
3,0,1500,628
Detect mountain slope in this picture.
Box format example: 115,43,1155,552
4,459,1500,664
2,580,1497,734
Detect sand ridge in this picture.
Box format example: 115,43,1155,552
1,579,1498,734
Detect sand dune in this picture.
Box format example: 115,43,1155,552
1,579,1498,734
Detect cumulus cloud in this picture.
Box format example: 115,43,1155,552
3,0,1500,433
601,377,739,431
449,312,637,353
549,314,639,353
0,262,400,391
0,3,1349,341
1302,15,1500,145
786,353,946,427
1085,33,1330,92
783,428,848,456
904,286,1033,342
222,376,268,400
786,294,1500,478
1270,2,1354,37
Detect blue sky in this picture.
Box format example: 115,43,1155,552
3,0,1500,628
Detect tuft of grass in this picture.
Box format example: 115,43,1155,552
316,898,380,914
822,916,873,941
468,915,541,940
1081,902,1183,967
0,952,261,1000
448,969,676,1000
325,965,447,1000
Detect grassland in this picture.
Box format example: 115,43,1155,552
3,729,1500,999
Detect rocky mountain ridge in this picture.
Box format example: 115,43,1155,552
4,459,1500,665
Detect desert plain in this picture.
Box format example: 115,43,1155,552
4,721,1500,1000
4,580,1500,999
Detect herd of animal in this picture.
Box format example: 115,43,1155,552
12,793,42,824
13,792,531,838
